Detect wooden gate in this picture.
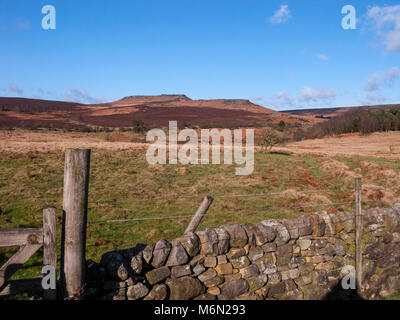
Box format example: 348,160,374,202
0,207,57,299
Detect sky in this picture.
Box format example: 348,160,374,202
1,0,400,110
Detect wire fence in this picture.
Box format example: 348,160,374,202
85,186,384,226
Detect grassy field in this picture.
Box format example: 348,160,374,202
1,142,399,287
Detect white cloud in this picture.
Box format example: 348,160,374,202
269,5,291,24
365,73,382,92
365,5,400,52
364,66,400,91
317,54,329,61
9,84,23,95
360,93,387,105
65,88,106,104
276,91,295,107
298,87,336,103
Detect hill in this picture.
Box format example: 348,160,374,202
0,95,315,130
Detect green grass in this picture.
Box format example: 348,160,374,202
0,148,398,297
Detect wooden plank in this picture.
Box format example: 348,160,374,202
62,148,90,298
43,206,57,300
0,228,43,247
0,277,42,296
0,244,42,287
355,177,363,295
184,196,214,234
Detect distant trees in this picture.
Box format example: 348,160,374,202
297,107,400,140
259,127,288,152
132,119,146,133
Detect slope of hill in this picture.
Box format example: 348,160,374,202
283,104,400,120
0,95,315,130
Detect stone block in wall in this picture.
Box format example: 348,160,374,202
393,232,400,243
267,272,281,285
217,255,227,264
364,239,386,260
144,284,167,300
142,245,153,264
293,216,313,236
267,281,286,299
319,211,335,235
281,269,300,281
231,255,251,269
207,286,220,295
261,220,290,246
198,268,217,283
276,254,292,266
171,265,192,278
343,218,355,233
214,228,230,254
243,223,257,247
165,240,189,267
314,270,328,287
248,246,264,262
193,263,206,276
189,254,205,266
222,223,248,248
203,275,224,288
309,214,326,237
145,266,171,285
247,274,268,291
131,254,143,274
296,238,311,250
294,274,313,286
224,273,242,282
215,263,233,275
204,256,217,268
262,242,277,253
239,264,259,279
227,248,246,260
247,223,276,246
151,239,171,268
289,256,306,269
311,239,327,251
307,255,325,264
196,228,219,256
218,279,249,300
175,232,200,257
299,263,314,276
166,276,205,300
127,282,149,300
280,218,299,239
277,243,293,256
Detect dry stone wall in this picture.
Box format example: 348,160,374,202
84,204,400,300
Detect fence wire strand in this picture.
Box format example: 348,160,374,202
88,187,354,205
87,200,356,225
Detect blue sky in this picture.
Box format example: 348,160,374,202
1,0,400,110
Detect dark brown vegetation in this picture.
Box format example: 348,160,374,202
0,96,314,131
295,107,400,140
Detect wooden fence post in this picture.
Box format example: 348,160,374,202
184,196,214,234
355,177,362,294
62,148,91,298
43,206,57,300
